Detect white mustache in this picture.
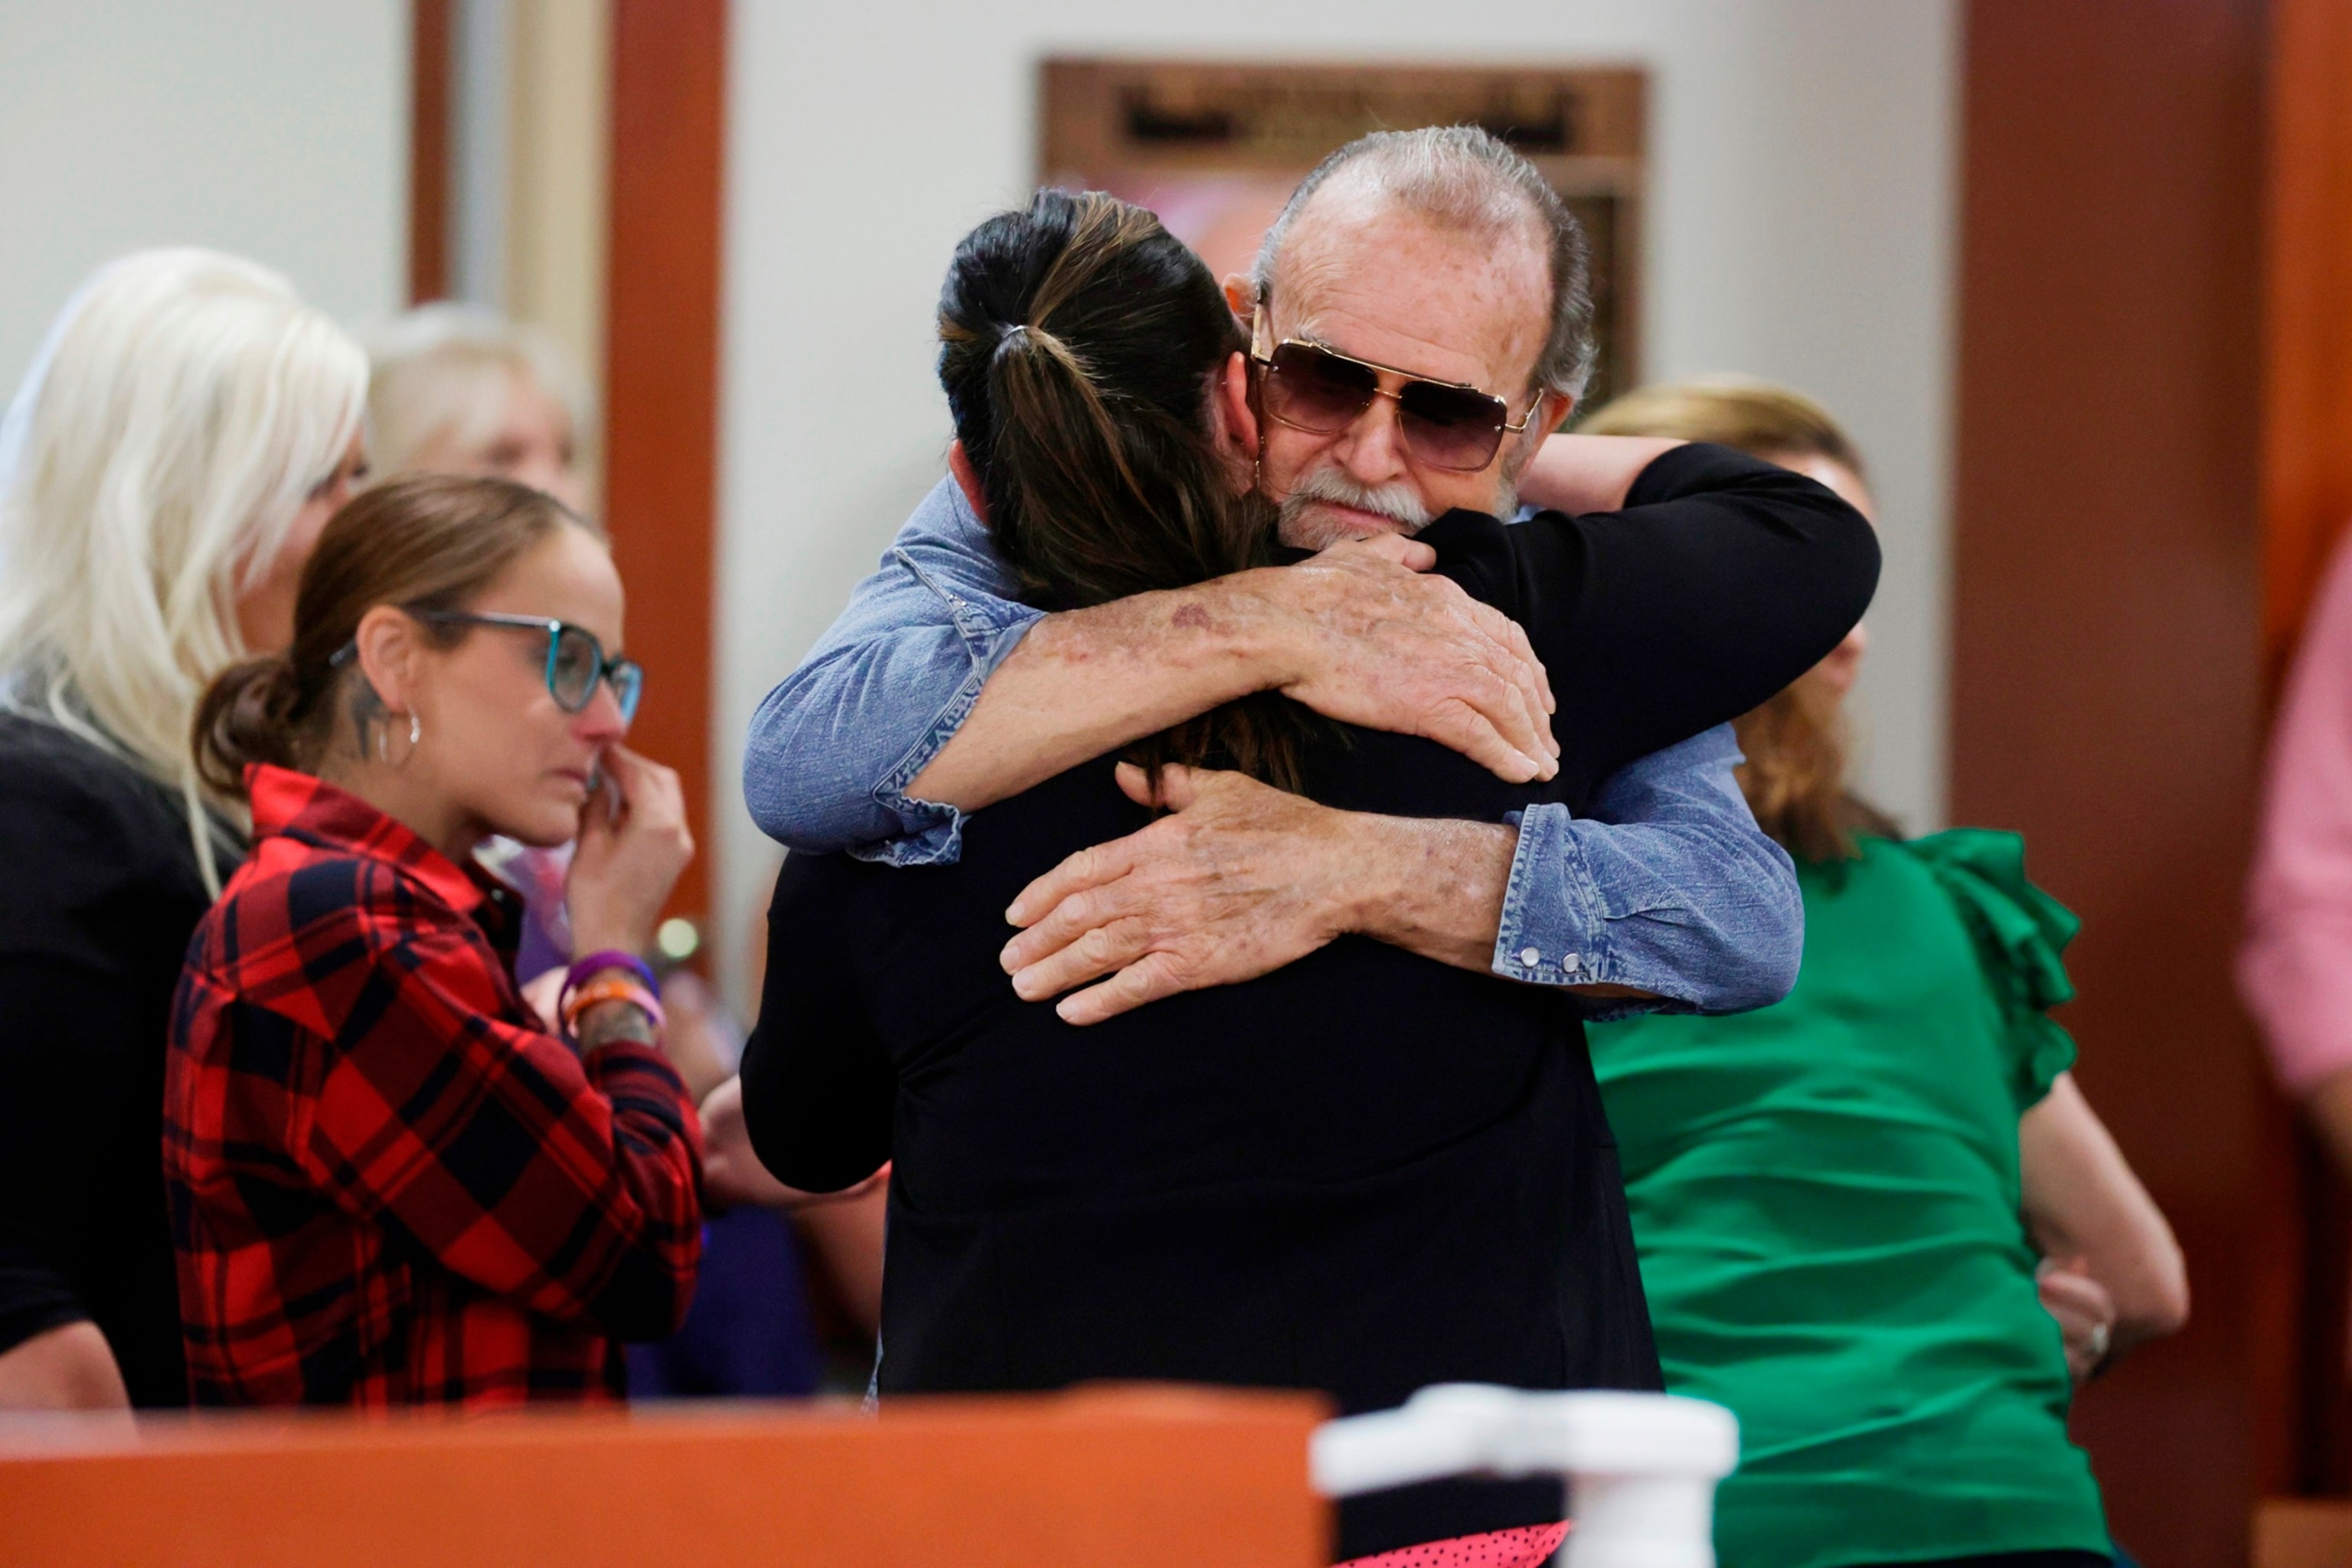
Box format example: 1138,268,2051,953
1279,467,1432,532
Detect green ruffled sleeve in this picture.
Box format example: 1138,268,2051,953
1904,828,2082,1109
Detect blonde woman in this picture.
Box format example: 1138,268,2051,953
0,250,368,1410
364,302,590,514
1581,378,2187,1568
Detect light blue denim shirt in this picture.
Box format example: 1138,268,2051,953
743,479,1802,1016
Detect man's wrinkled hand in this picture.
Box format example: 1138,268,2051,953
1000,763,1366,1025
1273,535,1559,784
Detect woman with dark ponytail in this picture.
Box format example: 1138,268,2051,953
740,191,1873,1563
938,194,1313,790
168,474,703,1406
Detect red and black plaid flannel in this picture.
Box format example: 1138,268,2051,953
165,765,701,1406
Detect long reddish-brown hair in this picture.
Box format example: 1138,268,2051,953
1579,375,1897,862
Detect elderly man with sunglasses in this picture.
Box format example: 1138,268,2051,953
743,127,1854,1031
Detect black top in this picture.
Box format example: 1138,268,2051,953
741,444,1879,1558
0,711,227,1406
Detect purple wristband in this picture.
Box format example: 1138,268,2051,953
563,949,658,1001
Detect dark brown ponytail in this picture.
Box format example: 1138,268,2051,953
194,473,576,795
194,655,312,787
939,190,1315,793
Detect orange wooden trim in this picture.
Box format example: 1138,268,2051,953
2261,0,2352,697
605,0,723,930
2256,1496,2352,1568
0,1387,1327,1568
408,0,452,305
1952,1,2273,1552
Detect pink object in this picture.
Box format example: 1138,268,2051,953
2243,527,2352,1093
1337,1523,1570,1568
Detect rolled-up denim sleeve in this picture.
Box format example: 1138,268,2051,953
742,479,1043,864
1489,724,1802,1018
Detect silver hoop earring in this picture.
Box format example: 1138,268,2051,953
381,710,421,769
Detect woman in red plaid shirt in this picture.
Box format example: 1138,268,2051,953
166,474,703,1406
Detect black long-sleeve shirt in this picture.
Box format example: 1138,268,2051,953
741,444,1879,1557
0,713,227,1406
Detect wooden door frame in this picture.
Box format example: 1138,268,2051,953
1952,3,2273,1560
2262,0,2352,695
410,0,724,938
603,0,725,933
408,0,452,304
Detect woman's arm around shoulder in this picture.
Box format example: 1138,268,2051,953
1508,440,1881,773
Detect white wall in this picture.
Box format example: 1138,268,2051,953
720,0,1958,994
0,1,407,394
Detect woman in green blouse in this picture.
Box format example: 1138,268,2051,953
1581,380,2189,1568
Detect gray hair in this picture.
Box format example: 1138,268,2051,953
361,302,596,481
1250,125,1596,401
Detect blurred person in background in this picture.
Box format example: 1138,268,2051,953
2240,530,2352,1175
367,302,834,1397
1581,377,2187,1568
364,302,589,514
171,475,700,1406
0,250,369,1410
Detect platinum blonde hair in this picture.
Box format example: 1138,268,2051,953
1251,125,1596,402
0,248,369,890
363,302,593,485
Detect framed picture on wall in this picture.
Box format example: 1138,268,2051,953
1040,59,1646,410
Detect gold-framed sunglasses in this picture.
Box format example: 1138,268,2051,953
1250,309,1539,473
